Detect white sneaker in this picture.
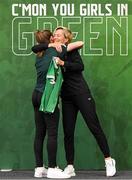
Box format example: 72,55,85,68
34,166,47,178
64,165,76,177
105,158,116,177
47,167,71,179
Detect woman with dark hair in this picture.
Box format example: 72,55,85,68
32,29,83,179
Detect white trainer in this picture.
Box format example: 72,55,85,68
105,158,116,177
64,165,76,177
34,166,47,178
47,167,71,179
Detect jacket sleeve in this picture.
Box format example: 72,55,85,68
63,49,84,72
31,43,49,53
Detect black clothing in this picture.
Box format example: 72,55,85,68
61,49,90,97
61,49,110,163
32,43,49,54
34,51,51,93
32,44,111,165
32,90,59,168
62,93,110,164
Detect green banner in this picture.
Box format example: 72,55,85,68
0,0,132,170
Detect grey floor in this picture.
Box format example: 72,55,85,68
0,170,132,179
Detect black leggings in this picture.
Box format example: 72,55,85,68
62,93,110,165
32,90,59,168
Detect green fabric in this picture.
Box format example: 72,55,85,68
39,58,63,113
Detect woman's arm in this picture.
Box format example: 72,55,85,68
67,41,84,52
31,43,49,53
31,42,63,53
32,41,84,54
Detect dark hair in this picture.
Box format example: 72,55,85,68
35,30,53,57
35,30,52,43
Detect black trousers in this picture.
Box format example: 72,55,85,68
62,93,110,165
32,90,59,168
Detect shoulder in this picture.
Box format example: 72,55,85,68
67,48,80,56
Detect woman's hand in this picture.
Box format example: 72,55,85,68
54,57,64,66
48,42,63,53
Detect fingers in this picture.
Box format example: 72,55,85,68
54,57,64,66
57,59,64,66
54,57,60,64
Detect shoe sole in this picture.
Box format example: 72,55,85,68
47,175,70,179
69,172,76,176
34,174,47,178
107,169,116,177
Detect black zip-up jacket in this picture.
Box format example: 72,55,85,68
32,44,91,98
